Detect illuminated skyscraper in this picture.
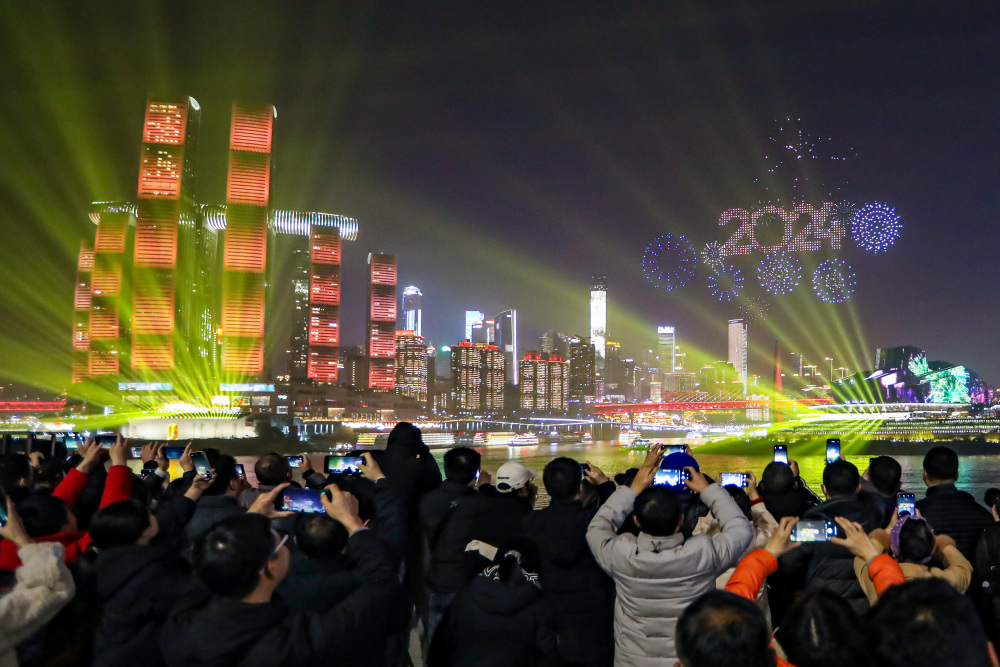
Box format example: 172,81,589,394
568,336,596,406
367,253,397,391
539,330,570,359
657,326,675,377
395,331,427,403
465,311,484,341
449,340,505,414
401,286,422,336
728,318,748,394
519,352,569,412
285,242,310,380
590,276,607,371
307,225,341,383
494,309,518,385
471,320,495,345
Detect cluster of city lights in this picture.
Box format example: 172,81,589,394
812,259,857,303
851,202,901,254
642,234,698,291
707,265,745,302
756,250,802,295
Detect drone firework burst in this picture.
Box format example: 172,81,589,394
642,234,697,291
707,265,745,302
701,241,725,272
756,250,802,295
851,202,901,253
812,259,857,303
739,295,769,326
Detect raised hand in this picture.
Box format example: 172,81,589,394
247,482,294,520
321,484,365,534
764,516,801,559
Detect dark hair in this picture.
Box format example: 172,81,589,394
923,446,959,482
615,468,639,488
822,459,860,498
443,447,480,485
542,457,583,503
17,493,70,538
868,456,902,496
761,461,794,495
0,454,32,490
676,590,772,667
193,514,275,599
89,500,151,549
898,519,935,563
984,488,1000,511
254,453,291,487
32,459,65,487
633,487,681,537
295,513,348,560
725,485,752,521
867,578,993,667
495,536,541,585
773,590,867,667
202,451,238,496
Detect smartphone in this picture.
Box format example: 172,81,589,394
164,446,185,460
826,439,841,465
325,455,363,475
653,469,691,487
64,434,81,450
897,492,916,517
191,451,213,479
278,487,327,514
661,445,686,457
140,467,158,478
286,455,305,469
131,446,143,459
720,472,749,488
0,486,7,527
96,433,118,448
791,519,836,542
773,445,788,464
235,463,246,480
581,463,591,475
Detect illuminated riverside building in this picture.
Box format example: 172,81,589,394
519,352,569,412
367,254,397,391
568,336,596,406
465,311,485,341
590,276,607,371
728,318,748,394
657,326,675,377
401,286,422,336
494,309,518,385
449,340,506,415
71,96,359,405
395,331,427,403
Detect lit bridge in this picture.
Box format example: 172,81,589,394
0,401,68,413
592,398,834,415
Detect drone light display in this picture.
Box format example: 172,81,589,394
739,295,770,326
642,234,697,291
812,259,857,303
756,250,802,295
707,265,745,302
701,241,725,272
851,202,901,254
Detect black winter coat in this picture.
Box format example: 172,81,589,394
918,484,992,562
419,481,480,593
428,570,557,667
521,499,614,666
161,529,401,667
780,493,884,614
183,495,245,547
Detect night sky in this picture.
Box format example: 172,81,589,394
1,0,998,390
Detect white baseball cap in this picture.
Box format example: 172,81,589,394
495,462,537,492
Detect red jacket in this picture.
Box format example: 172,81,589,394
725,549,906,667
0,465,133,571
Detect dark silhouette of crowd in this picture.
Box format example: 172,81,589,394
1,426,1000,667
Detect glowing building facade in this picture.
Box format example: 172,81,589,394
728,318,748,394
367,253,397,391
657,326,675,377
519,352,569,412
590,276,607,371
568,336,597,406
395,330,427,403
401,286,422,337
465,311,484,341
494,309,518,385
449,340,506,415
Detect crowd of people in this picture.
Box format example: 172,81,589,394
1,424,1000,666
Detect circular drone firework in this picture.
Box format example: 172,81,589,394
851,202,901,253
756,250,802,295
812,259,857,303
739,295,770,326
831,201,858,229
707,265,745,302
642,234,697,291
701,241,725,272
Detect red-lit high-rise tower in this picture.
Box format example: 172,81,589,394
72,240,94,383
367,253,397,390
221,103,274,376
307,226,341,382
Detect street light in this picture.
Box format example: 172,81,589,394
824,357,834,380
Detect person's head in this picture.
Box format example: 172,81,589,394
295,513,349,560
493,536,542,585
0,454,33,489
724,485,752,521
867,578,999,667
634,486,682,537
822,459,860,500
89,499,158,549
615,468,639,488
542,457,584,503
893,516,935,564
386,422,424,455
773,590,866,667
17,493,75,537
32,459,65,490
202,451,240,497
254,453,292,487
675,590,775,667
868,456,902,497
923,446,959,487
495,462,537,499
193,514,289,600
443,447,480,485
760,461,795,495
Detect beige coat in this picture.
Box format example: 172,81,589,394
855,529,972,604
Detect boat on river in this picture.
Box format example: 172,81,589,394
618,429,642,445
509,432,539,446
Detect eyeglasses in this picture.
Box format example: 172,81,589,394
270,531,289,558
